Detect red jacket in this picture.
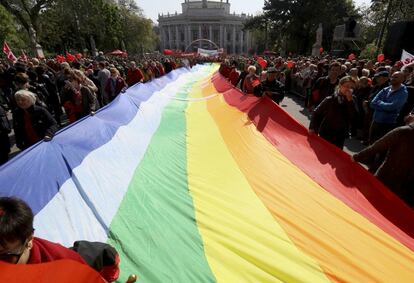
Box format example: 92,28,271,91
229,69,240,86
28,237,86,264
126,68,144,86
243,74,261,94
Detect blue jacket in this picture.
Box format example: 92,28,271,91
370,85,408,124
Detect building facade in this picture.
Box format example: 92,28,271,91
158,0,253,54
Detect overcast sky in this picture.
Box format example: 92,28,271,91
138,0,372,24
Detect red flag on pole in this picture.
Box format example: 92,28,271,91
20,50,29,62
2,41,17,63
66,52,76,62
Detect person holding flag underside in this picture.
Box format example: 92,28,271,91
309,76,358,149
243,65,261,95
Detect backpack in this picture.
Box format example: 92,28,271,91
70,241,120,283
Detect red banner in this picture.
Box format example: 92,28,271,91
2,41,17,63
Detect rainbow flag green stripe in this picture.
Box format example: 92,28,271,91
108,78,216,282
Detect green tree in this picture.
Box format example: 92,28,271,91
37,0,156,54
0,0,55,53
0,5,26,51
245,0,358,54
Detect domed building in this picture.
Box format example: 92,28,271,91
158,0,254,54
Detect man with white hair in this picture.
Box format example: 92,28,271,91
243,65,260,94
12,90,57,149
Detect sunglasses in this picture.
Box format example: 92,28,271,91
0,238,29,264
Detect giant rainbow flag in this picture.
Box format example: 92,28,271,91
1,64,414,282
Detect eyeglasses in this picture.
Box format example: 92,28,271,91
0,238,29,264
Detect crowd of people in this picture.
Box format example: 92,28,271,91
0,53,203,165
219,55,414,207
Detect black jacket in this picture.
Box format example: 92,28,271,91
310,93,357,138
0,105,11,156
13,105,57,149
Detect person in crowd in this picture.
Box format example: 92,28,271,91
126,61,144,86
257,67,286,104
243,65,261,95
395,65,414,125
56,62,71,94
141,61,153,82
228,61,240,86
361,68,370,78
163,59,173,74
72,70,99,114
0,197,86,265
105,68,127,103
309,76,357,149
0,104,11,165
74,69,99,96
309,61,341,109
150,61,161,79
14,73,47,108
349,67,359,83
369,71,408,144
0,197,122,282
219,59,232,78
156,61,165,77
352,113,414,207
95,51,106,62
95,62,111,105
12,90,57,149
35,65,62,126
403,65,413,86
365,60,375,78
361,70,390,144
236,63,249,91
353,76,372,138
0,62,16,110
61,70,97,123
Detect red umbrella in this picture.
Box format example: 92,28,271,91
108,50,126,56
377,53,385,62
163,49,173,55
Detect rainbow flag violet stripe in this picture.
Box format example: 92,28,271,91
1,64,414,282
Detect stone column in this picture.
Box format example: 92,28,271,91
187,25,191,49
184,25,188,50
240,29,244,54
168,25,172,49
246,30,251,51
232,25,236,54
209,25,213,49
198,24,202,48
223,25,227,52
175,25,180,50
219,25,224,48
159,26,164,51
